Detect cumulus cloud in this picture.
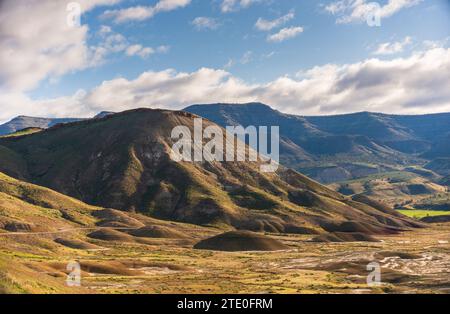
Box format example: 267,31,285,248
125,44,169,58
191,17,221,30
325,0,423,24
0,90,96,123
102,0,191,23
267,26,304,43
99,25,113,35
423,37,450,49
373,36,412,55
91,27,168,64
255,10,295,31
0,0,119,93
0,0,168,95
2,47,449,123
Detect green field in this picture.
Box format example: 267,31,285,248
398,209,449,219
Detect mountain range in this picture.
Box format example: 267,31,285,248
0,111,114,136
0,108,422,235
1,103,450,184
185,103,450,182
1,106,447,294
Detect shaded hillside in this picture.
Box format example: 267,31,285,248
329,170,447,208
305,112,430,153
304,111,450,155
0,109,421,234
425,158,450,176
185,103,427,183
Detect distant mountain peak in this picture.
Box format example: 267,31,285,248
0,111,115,136
186,102,273,110
94,111,115,119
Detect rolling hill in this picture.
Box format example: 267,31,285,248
0,169,445,294
0,170,212,293
329,170,448,208
0,108,422,235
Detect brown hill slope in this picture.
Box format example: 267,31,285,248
0,171,214,293
0,109,422,234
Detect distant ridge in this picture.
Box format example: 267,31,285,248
94,111,115,119
0,116,83,136
3,103,450,183
185,103,450,182
0,112,115,136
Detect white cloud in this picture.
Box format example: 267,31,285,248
223,51,253,69
99,25,113,35
224,59,235,69
0,90,96,123
373,36,412,55
255,10,295,31
91,29,167,63
267,26,304,43
0,0,168,99
103,6,154,22
90,32,128,65
157,45,171,53
191,17,221,30
3,47,449,123
325,0,423,24
0,0,119,93
220,0,263,13
240,51,253,64
261,51,276,59
422,37,450,49
103,0,191,23
126,45,155,58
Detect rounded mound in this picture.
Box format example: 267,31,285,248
322,220,397,235
193,231,290,252
98,221,135,228
93,209,145,228
128,226,186,239
311,232,379,243
54,238,102,250
87,228,135,242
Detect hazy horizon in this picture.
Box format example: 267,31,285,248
5,101,450,125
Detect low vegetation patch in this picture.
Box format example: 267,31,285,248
398,209,450,219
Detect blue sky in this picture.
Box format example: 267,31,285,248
34,0,450,98
0,0,449,122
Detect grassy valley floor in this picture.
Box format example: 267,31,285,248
1,222,449,294
398,210,450,220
